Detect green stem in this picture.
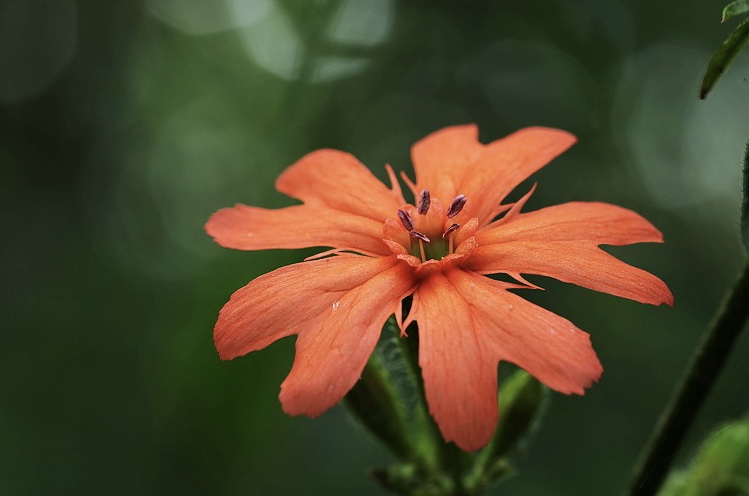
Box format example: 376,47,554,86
625,259,749,496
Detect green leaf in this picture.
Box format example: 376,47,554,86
722,0,749,22
699,17,749,99
742,139,749,252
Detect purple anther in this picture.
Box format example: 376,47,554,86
397,209,414,231
442,223,460,238
409,230,431,244
417,189,431,215
446,194,467,218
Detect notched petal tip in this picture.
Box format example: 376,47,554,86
415,123,479,148
518,126,578,148
214,332,240,361
275,148,357,194
204,205,250,247
657,284,676,307
279,384,330,418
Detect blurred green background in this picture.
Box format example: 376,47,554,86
2,0,749,494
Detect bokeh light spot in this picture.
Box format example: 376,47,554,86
612,43,748,209
143,0,271,35
328,0,394,46
234,1,302,81
310,56,369,83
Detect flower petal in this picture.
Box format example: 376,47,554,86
469,202,674,306
411,124,484,201
205,204,390,255
277,149,403,221
206,150,408,255
412,269,602,451
213,255,415,416
480,201,665,245
280,259,416,417
412,126,575,224
458,127,576,224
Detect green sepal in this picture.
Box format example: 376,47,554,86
343,344,416,462
699,16,749,99
346,318,550,496
658,413,749,496
465,370,548,491
742,139,749,252
371,464,454,496
723,0,749,22
485,370,548,460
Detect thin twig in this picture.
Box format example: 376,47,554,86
625,259,749,496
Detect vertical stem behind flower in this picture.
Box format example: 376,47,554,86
625,259,749,496
741,138,748,251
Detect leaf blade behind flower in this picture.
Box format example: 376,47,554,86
722,0,749,22
699,17,749,99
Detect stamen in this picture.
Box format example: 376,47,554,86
442,223,460,238
409,230,431,244
397,209,414,231
446,195,467,218
417,189,431,215
418,239,427,262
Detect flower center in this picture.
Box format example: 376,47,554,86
396,190,467,262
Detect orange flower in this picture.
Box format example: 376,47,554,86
206,125,674,451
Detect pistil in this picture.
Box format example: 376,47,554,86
392,193,469,263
